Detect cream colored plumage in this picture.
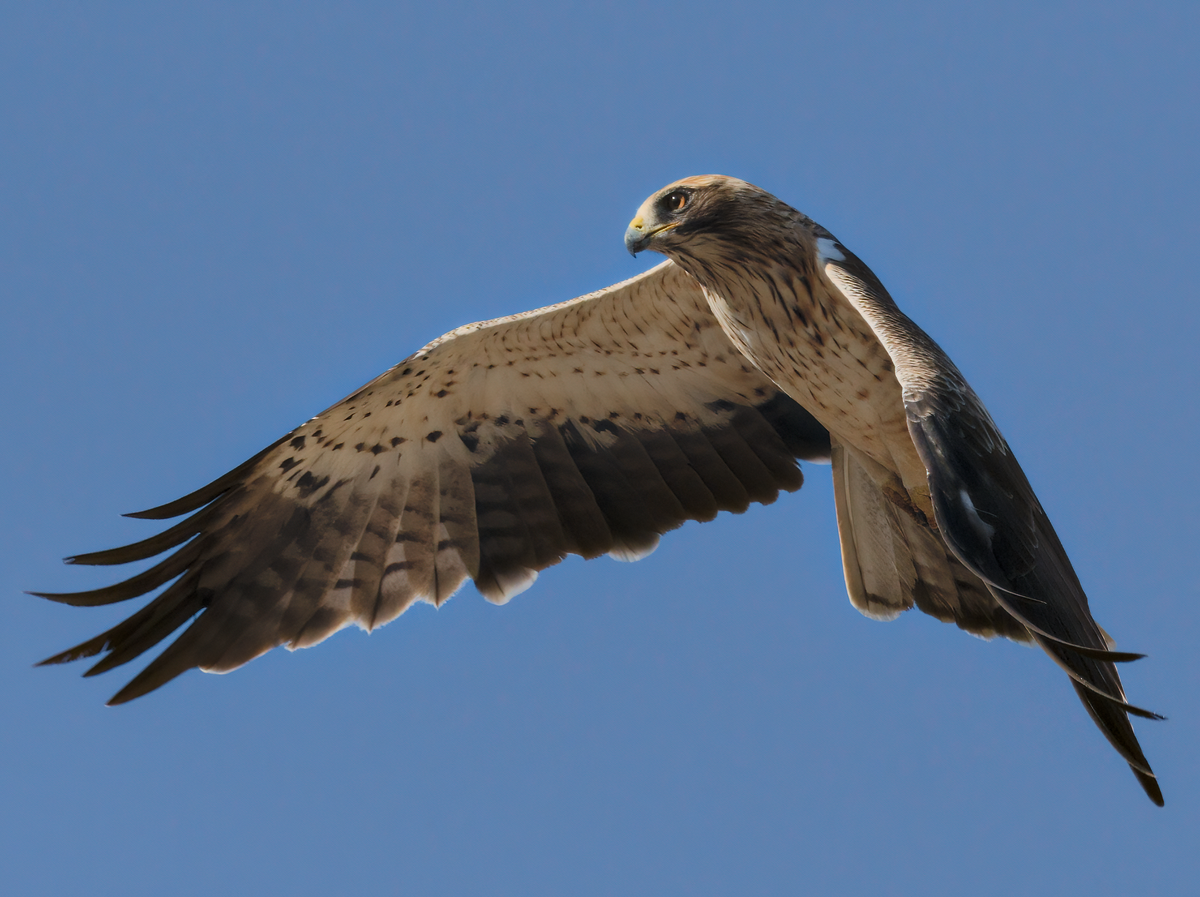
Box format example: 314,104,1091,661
38,175,1161,804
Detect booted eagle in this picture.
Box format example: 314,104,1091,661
36,175,1162,804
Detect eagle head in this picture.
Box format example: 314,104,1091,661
624,175,780,257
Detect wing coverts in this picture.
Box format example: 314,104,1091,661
38,262,830,704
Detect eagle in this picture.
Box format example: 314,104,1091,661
35,175,1163,805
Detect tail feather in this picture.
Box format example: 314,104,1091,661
831,441,1029,641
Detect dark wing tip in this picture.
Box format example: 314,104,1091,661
1136,770,1165,807
105,666,172,706
29,587,133,608
124,506,184,521
63,503,220,567
987,587,1150,664
1108,651,1147,663
123,436,288,520
36,649,86,667
26,589,94,606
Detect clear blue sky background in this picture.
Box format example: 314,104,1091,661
3,3,1197,894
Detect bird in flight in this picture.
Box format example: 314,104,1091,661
36,175,1163,804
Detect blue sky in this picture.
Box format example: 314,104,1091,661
3,2,1197,894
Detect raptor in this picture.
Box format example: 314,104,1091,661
36,176,1163,804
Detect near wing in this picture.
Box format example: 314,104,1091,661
36,261,831,705
819,244,1164,806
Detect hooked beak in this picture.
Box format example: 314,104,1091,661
624,215,678,256
624,215,650,255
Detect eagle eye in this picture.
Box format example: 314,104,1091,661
661,190,689,214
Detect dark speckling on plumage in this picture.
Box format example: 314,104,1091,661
36,175,1161,806
625,174,1161,804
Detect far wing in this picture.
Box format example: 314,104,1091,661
36,261,830,704
818,241,1163,806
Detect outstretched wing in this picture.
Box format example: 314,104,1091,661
36,261,830,705
819,244,1164,806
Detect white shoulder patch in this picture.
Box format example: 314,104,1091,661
816,237,845,263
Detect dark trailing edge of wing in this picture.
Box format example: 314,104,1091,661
128,437,290,520
34,392,830,706
453,393,831,600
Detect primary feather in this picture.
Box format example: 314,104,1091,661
37,260,830,702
